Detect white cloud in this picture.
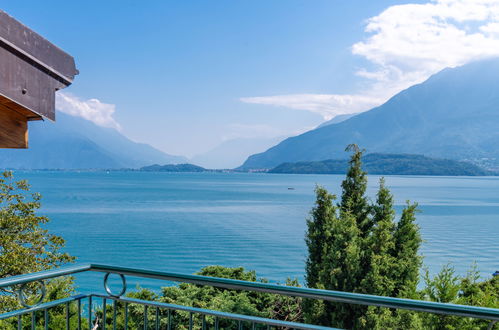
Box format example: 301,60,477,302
242,0,499,119
56,92,121,130
352,0,499,93
240,94,382,120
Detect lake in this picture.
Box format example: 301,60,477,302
12,171,499,293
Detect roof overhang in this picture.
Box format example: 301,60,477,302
0,10,78,148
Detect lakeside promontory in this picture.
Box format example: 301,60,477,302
268,153,492,176
140,163,206,172
134,153,493,176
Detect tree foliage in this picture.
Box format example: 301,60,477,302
0,171,74,308
421,264,499,329
96,266,303,329
0,171,76,327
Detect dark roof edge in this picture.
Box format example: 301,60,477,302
0,10,78,84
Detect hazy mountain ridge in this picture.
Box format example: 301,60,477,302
241,59,499,169
191,136,285,169
0,112,186,169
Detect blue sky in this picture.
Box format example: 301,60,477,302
4,0,499,157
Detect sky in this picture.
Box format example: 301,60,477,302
4,0,499,158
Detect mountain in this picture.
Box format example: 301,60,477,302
140,163,206,172
269,153,492,176
0,112,186,169
241,59,499,169
191,136,285,169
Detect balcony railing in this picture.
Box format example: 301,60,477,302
0,263,498,329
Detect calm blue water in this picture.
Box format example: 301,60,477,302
11,171,499,294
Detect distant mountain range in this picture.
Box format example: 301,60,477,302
240,59,499,169
0,112,186,169
269,153,492,176
191,136,285,169
189,114,356,169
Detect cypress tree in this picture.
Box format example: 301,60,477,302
393,202,422,297
358,179,415,329
360,199,423,329
322,207,362,328
340,144,371,236
360,178,397,296
305,186,337,289
304,186,338,325
304,187,362,328
305,145,423,329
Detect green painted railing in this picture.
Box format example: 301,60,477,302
0,263,498,329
